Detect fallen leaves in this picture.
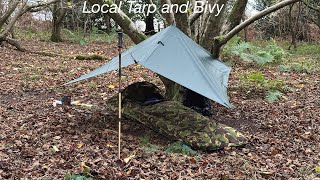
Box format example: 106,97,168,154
52,145,60,153
0,40,319,179
77,143,84,149
124,154,136,164
108,84,115,89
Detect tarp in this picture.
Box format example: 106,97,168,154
65,26,232,108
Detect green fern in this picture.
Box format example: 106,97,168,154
265,90,283,103
223,37,286,64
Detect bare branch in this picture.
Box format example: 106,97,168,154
0,1,28,37
0,0,19,27
303,0,320,12
220,0,301,45
189,0,207,26
0,36,25,51
22,0,59,14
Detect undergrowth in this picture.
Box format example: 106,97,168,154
138,134,161,153
139,135,197,156
279,63,313,73
238,71,286,91
15,27,118,45
280,43,320,73
165,142,197,157
65,174,91,180
237,71,288,102
15,28,51,41
63,28,117,45
223,36,286,65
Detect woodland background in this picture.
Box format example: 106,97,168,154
0,0,319,179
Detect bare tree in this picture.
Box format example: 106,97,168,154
0,0,58,50
303,0,320,28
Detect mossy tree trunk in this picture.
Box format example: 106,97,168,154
51,0,67,42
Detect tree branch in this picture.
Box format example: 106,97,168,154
220,0,301,45
189,0,207,26
303,0,320,12
0,0,19,28
224,0,248,34
88,0,147,44
22,0,60,15
0,1,27,37
1,36,25,51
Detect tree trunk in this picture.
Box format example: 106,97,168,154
50,1,67,42
225,0,248,34
0,0,3,17
0,0,20,28
0,36,25,51
51,20,63,42
288,2,301,50
0,0,59,50
105,14,111,33
318,13,320,29
145,13,155,35
159,76,186,102
288,5,296,50
200,0,228,53
160,0,175,25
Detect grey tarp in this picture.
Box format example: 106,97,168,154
65,26,232,108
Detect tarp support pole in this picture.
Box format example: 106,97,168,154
117,31,123,159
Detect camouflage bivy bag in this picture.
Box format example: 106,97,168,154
108,82,246,151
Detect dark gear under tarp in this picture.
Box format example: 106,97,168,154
66,25,232,108
108,82,246,151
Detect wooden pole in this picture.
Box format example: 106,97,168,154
117,31,123,159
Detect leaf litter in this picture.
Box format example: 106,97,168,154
0,39,319,179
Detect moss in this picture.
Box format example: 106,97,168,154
138,32,147,41
74,55,86,60
71,54,106,61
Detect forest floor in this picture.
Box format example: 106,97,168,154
0,37,319,179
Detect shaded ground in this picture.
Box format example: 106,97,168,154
0,39,319,179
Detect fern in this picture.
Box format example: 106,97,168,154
265,40,286,62
265,90,283,103
223,37,286,64
279,63,311,73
